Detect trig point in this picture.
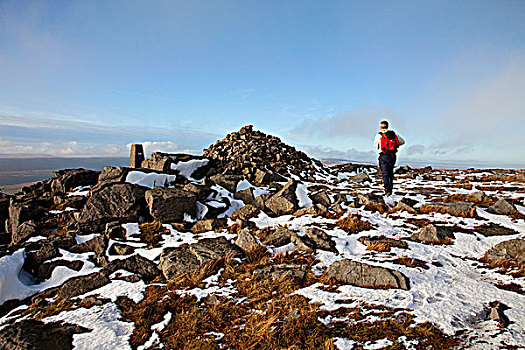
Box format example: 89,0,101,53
129,144,145,168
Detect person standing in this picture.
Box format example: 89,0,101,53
374,120,405,196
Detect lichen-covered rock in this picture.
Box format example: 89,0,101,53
191,218,228,233
58,272,110,299
50,169,100,195
325,259,410,290
235,229,260,252
304,227,337,253
420,201,477,218
487,198,520,216
265,179,300,216
231,204,260,221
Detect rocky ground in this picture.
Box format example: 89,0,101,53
0,126,524,349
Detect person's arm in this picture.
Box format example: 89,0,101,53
397,133,405,146
374,133,381,151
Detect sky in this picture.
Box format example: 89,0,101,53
0,0,524,167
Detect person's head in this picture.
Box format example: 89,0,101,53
380,120,389,130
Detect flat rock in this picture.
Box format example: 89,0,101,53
159,246,201,279
191,218,228,234
231,204,260,221
325,259,410,290
58,272,110,299
104,254,160,281
0,319,88,350
304,227,337,253
487,198,520,216
265,179,300,216
145,187,197,222
420,201,477,218
253,262,308,281
235,228,260,252
262,226,295,247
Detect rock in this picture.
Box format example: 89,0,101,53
487,302,510,327
159,236,244,279
304,227,337,253
7,198,46,244
139,152,172,173
253,262,308,281
58,272,110,299
293,206,318,217
104,254,160,281
191,218,228,234
252,193,271,211
234,187,255,204
69,234,107,256
263,226,295,247
183,183,213,201
24,243,60,276
419,202,477,218
349,173,371,183
487,198,520,216
189,236,244,265
395,165,412,174
411,224,454,243
231,204,260,221
235,229,260,252
141,153,211,180
50,169,100,195
351,194,388,213
13,220,37,245
0,194,9,234
0,319,88,350
77,183,147,232
254,169,287,185
265,179,300,216
145,187,197,222
485,238,525,264
159,246,201,279
310,191,332,207
325,259,410,290
35,260,84,282
97,166,130,187
209,174,243,193
474,223,519,236
109,243,136,255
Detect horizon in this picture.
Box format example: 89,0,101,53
1,1,524,167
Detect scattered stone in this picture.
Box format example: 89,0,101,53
351,194,388,213
310,191,332,207
234,187,255,204
145,187,197,222
0,319,88,350
304,227,337,253
325,259,410,290
189,236,244,265
96,166,129,187
358,236,408,251
293,206,318,217
487,302,510,327
231,204,260,221
487,198,521,217
7,198,46,244
159,246,201,278
104,254,160,281
235,228,260,252
265,179,300,216
485,238,525,264
474,223,519,237
35,260,84,282
262,226,295,247
191,218,228,234
209,174,243,193
109,243,136,255
69,234,107,256
58,272,110,299
349,173,371,183
411,224,454,244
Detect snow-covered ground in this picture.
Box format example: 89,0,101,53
1,166,524,349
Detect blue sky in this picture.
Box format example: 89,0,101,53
1,0,524,167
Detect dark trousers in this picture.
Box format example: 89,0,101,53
378,153,396,194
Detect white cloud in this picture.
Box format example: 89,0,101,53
301,145,376,163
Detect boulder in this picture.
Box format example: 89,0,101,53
411,224,454,243
235,229,260,252
69,234,107,256
183,183,213,201
262,226,295,247
0,194,9,234
304,227,337,253
351,194,388,213
58,272,110,299
487,198,520,216
310,191,332,207
35,260,84,282
0,319,88,350
109,243,136,256
265,179,300,216
77,183,148,232
24,243,60,276
231,204,260,221
393,198,419,214
325,259,410,290
474,223,519,237
209,174,243,193
159,246,201,279
191,218,228,234
7,198,46,244
12,220,37,245
145,187,197,222
104,254,160,281
50,169,100,195
349,173,371,183
485,238,525,264
96,166,130,187
234,187,255,204
189,236,244,265
254,169,287,185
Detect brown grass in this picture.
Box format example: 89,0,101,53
393,256,430,269
23,295,100,321
139,220,170,248
480,257,525,278
439,193,496,207
337,214,372,234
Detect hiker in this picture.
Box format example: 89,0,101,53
374,120,405,196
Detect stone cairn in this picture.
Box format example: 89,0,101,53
203,125,329,182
